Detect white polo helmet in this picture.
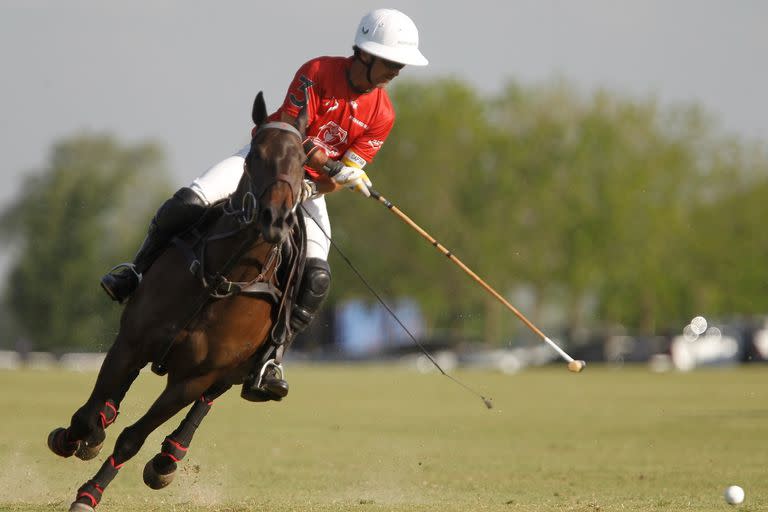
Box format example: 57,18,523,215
354,9,428,66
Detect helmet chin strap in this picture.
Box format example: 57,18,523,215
364,58,375,86
349,54,375,94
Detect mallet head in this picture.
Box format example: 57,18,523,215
567,360,586,373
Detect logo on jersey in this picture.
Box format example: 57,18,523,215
315,121,348,153
350,100,358,110
322,98,340,113
368,139,384,149
289,75,314,108
349,116,369,129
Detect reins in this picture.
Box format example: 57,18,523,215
221,120,304,225
151,121,305,375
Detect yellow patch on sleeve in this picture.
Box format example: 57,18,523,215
342,150,367,169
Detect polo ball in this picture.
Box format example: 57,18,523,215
724,485,745,505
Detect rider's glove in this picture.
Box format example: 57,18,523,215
299,179,318,202
324,161,372,197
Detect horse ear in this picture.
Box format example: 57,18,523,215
252,91,268,125
295,104,309,137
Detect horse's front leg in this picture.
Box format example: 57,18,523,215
48,398,123,461
143,382,232,489
69,373,218,512
48,338,143,460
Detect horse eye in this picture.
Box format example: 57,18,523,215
247,146,266,162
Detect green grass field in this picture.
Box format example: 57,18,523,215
0,363,764,511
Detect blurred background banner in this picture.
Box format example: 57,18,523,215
1,2,767,369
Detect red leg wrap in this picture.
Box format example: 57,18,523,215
99,400,119,429
76,482,103,508
160,437,188,462
75,456,121,508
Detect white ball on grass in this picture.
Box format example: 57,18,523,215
724,485,745,505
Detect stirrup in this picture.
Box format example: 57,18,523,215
100,263,142,304
107,263,142,282
257,359,285,388
241,359,288,402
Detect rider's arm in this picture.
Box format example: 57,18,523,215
305,142,371,196
277,112,342,193
308,150,345,194
281,112,371,196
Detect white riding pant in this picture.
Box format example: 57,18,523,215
189,144,331,260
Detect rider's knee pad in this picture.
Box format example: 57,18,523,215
303,257,331,299
291,258,331,332
174,187,208,208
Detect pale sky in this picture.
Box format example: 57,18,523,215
1,1,766,276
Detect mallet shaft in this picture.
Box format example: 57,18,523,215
543,337,574,363
369,189,577,365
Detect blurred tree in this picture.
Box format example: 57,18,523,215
9,84,761,354
327,79,495,342
327,76,768,342
0,134,172,350
686,151,768,317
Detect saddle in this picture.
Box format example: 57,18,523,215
150,203,307,376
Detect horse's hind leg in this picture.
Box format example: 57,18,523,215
69,373,217,511
143,382,232,489
48,340,142,460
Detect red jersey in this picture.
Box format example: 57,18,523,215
268,56,395,181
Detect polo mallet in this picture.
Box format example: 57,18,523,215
301,203,495,409
368,188,585,373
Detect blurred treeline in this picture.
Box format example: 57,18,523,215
0,136,171,351
328,79,768,343
1,78,766,350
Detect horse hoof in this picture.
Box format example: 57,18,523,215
47,428,79,458
143,457,176,490
75,440,104,461
69,501,95,512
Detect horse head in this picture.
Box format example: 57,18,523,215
237,91,308,243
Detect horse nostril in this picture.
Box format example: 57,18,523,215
260,207,274,226
285,211,295,227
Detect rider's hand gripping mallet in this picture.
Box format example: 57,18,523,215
368,188,586,373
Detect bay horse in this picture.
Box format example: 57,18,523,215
47,92,308,512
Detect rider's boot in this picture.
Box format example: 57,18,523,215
241,257,331,402
100,187,208,304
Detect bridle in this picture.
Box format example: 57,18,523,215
223,121,305,228
197,120,305,295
